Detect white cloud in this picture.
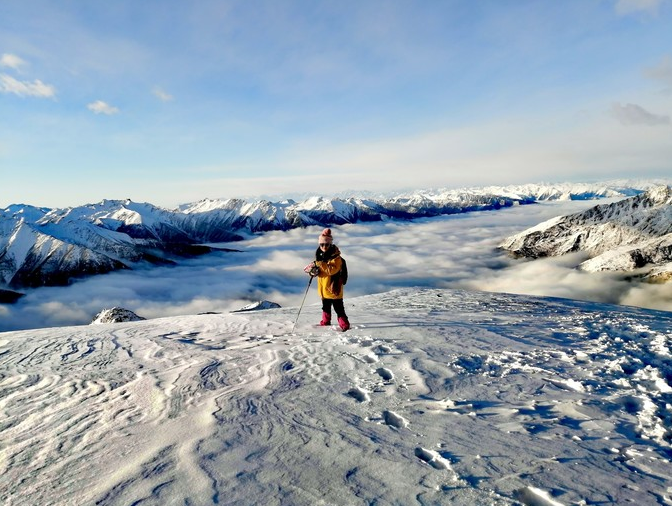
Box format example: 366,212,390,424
615,0,667,15
610,102,670,126
87,100,120,115
152,86,174,102
0,74,56,98
161,105,671,204
0,53,26,70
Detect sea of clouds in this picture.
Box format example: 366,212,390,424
1,199,670,332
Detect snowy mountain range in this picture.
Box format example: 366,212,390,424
0,180,669,292
1,288,670,505
500,185,672,281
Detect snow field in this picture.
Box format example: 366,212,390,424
0,288,671,505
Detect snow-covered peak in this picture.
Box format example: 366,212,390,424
90,307,146,324
178,198,248,214
295,195,332,210
642,184,672,206
1,204,51,223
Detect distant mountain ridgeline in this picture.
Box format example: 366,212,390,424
0,180,667,292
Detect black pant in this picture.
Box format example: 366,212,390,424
322,298,348,320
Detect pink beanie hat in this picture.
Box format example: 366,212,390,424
319,228,333,244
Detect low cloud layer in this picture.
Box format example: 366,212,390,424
1,200,671,332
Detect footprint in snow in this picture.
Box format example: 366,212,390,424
347,386,371,403
347,336,374,347
514,486,565,506
414,447,452,471
377,344,393,354
362,353,379,364
376,367,394,382
383,410,408,429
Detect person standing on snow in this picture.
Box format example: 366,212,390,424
304,228,350,331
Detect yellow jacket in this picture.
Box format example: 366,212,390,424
315,246,344,299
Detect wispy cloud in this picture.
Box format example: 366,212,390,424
0,53,26,70
0,54,56,99
610,102,670,126
87,100,120,115
615,0,667,15
152,86,174,102
0,74,56,98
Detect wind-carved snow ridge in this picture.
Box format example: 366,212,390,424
1,288,671,505
500,185,672,280
1,180,668,290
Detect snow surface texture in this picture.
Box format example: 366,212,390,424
500,186,672,280
1,288,671,505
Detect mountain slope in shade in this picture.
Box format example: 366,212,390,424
0,288,24,303
0,288,670,505
499,185,672,280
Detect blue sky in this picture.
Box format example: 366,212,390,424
1,0,671,208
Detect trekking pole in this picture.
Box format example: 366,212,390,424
292,275,314,333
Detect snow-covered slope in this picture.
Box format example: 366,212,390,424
500,185,672,279
0,218,128,288
1,181,668,290
0,288,670,505
0,200,221,289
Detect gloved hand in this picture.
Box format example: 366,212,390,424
304,262,319,277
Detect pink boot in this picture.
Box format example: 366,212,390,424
338,317,350,332
319,311,331,326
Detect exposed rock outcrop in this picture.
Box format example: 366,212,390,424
91,307,146,324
